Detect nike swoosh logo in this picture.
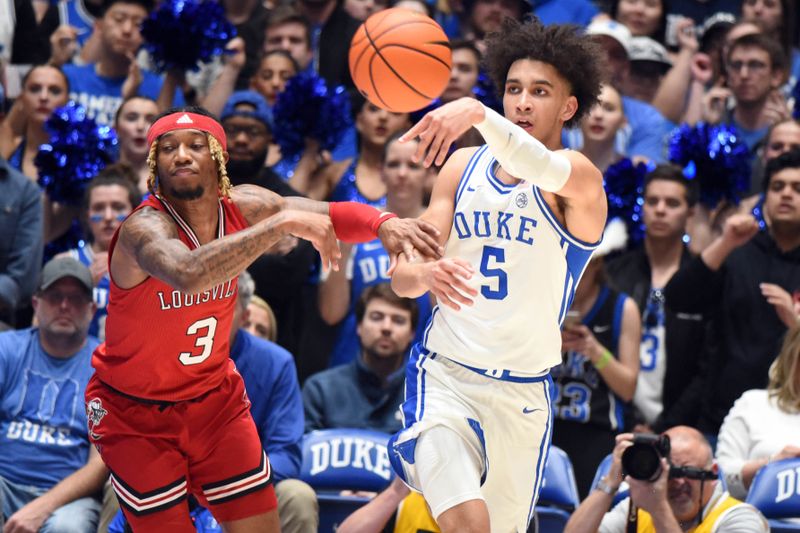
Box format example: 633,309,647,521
593,325,611,333
522,407,542,414
466,186,476,192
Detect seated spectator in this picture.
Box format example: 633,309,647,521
664,150,800,438
563,426,769,533
740,0,800,93
627,36,672,107
0,156,42,328
296,0,360,90
319,133,433,367
716,324,800,501
245,295,279,342
441,40,481,104
231,272,318,533
250,50,299,108
0,257,107,532
343,0,387,21
579,83,628,172
609,0,667,44
59,164,141,341
263,7,314,77
337,477,439,533
606,165,708,433
303,283,417,433
114,96,159,194
63,0,184,126
551,218,641,498
533,0,599,27
460,0,526,54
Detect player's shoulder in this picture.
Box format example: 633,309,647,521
118,205,178,245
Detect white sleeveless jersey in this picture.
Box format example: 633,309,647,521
424,145,599,375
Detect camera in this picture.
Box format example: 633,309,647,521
622,433,671,481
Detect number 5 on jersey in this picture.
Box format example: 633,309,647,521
179,317,218,365
480,245,508,300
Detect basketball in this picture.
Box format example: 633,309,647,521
349,8,452,113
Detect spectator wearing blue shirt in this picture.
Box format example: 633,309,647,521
703,33,790,152
580,19,673,162
0,157,42,327
63,0,184,125
0,257,106,532
533,0,598,27
303,283,418,434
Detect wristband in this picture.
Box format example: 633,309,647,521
593,348,613,370
328,202,398,243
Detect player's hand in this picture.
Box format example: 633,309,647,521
377,217,443,275
4,497,51,533
423,257,477,310
720,213,759,248
760,283,800,328
400,97,485,167
279,210,341,272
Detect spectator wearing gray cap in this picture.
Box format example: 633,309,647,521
627,36,674,104
0,257,106,532
577,19,672,162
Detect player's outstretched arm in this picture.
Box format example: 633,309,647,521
114,205,340,294
234,183,443,267
391,148,478,310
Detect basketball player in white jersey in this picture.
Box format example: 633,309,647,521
387,17,608,533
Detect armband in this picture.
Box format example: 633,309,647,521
328,202,398,243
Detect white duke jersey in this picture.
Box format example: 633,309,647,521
424,145,599,375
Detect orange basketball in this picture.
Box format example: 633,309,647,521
349,8,452,113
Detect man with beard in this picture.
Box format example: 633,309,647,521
221,91,321,359
664,149,800,439
302,283,417,434
84,105,440,532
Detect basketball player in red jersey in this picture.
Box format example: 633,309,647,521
84,106,441,532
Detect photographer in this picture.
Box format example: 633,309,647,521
564,426,768,533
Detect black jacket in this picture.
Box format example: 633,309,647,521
318,6,360,90
663,231,800,434
606,246,708,432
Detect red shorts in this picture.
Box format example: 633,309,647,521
85,363,277,532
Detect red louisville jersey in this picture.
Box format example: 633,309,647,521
93,194,249,401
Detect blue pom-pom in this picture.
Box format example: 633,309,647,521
792,80,800,119
603,158,651,246
35,101,118,206
141,0,236,73
43,220,86,263
272,73,353,160
667,122,751,208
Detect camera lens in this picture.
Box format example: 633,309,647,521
622,442,664,481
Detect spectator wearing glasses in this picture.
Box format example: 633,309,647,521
58,164,141,341
606,165,708,433
0,257,106,532
703,33,789,151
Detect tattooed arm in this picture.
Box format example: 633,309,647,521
111,206,340,293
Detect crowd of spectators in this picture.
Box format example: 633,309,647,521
1,0,799,530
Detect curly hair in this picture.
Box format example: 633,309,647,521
146,106,232,198
483,16,605,128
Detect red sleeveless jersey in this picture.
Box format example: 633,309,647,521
92,194,249,401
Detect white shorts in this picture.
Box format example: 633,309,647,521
388,344,553,533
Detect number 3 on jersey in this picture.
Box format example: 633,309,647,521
480,245,508,300
179,317,218,365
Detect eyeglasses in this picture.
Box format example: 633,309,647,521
89,214,127,223
726,60,769,74
223,125,269,138
39,290,92,307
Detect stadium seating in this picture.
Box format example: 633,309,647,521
746,458,800,532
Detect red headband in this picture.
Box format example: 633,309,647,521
146,112,227,151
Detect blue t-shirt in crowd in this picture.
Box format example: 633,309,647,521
533,0,599,27
64,63,185,125
59,0,96,46
0,329,99,489
328,239,433,368
229,330,303,482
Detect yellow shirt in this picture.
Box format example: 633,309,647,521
393,492,440,533
636,492,743,533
